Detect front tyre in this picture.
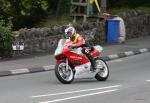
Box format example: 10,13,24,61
95,58,109,81
55,62,74,84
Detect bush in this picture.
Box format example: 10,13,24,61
0,19,14,57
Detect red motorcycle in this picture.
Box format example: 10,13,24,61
54,39,109,84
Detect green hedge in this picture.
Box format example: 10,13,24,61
0,20,13,57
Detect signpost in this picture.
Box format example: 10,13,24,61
12,41,24,51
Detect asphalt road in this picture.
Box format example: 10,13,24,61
0,53,150,103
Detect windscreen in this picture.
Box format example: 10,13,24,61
54,39,67,56
57,39,67,48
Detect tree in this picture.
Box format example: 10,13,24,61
0,19,13,57
0,0,49,30
55,0,70,18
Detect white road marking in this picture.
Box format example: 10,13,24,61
108,54,119,59
139,48,148,53
146,80,150,82
31,85,121,98
10,68,29,74
40,89,119,103
43,65,55,71
124,51,134,56
108,59,123,63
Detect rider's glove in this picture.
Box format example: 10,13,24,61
85,48,90,54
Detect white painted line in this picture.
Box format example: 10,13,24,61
108,54,119,59
43,65,55,71
139,48,148,53
124,51,134,56
146,80,150,82
31,85,121,98
40,89,119,103
10,68,29,74
108,59,123,63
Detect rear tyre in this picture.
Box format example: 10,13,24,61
95,58,109,81
55,62,74,84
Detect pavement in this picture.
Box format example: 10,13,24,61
0,36,150,77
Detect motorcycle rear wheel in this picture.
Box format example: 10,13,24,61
95,58,109,81
55,62,74,84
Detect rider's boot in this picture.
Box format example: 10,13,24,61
90,64,97,72
85,53,97,72
82,47,97,72
90,58,97,72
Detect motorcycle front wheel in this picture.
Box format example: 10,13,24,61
95,58,109,81
55,62,74,84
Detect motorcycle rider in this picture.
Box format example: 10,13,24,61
64,24,96,71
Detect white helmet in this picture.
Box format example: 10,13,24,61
65,26,76,38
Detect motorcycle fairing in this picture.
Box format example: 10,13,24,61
63,50,90,67
74,62,99,79
90,45,103,57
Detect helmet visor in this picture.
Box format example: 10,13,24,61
65,31,72,38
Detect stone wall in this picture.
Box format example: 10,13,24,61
13,10,150,56
119,10,150,39
13,22,106,55
14,28,64,54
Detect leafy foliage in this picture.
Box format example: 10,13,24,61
0,0,49,30
0,19,13,57
0,0,150,30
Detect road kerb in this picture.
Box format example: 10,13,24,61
0,48,149,77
